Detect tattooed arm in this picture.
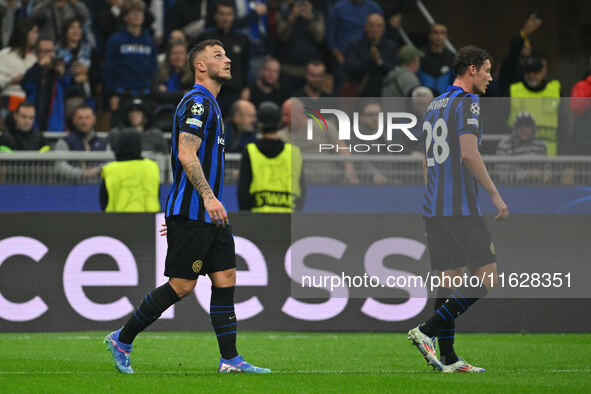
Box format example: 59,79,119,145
178,132,228,226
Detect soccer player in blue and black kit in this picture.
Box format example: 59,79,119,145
408,46,509,373
105,39,270,374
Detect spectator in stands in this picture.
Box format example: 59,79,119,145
344,13,397,97
326,0,383,94
498,112,547,156
496,112,550,183
155,29,187,63
206,0,269,31
94,0,154,53
55,17,92,118
275,0,325,95
104,0,157,126
276,97,306,144
21,37,70,131
100,128,160,212
238,100,304,211
418,23,454,96
382,44,423,97
240,55,283,108
168,29,187,45
31,0,90,43
293,59,329,99
206,0,269,74
570,59,591,154
196,0,250,114
498,13,542,97
109,97,167,154
153,40,193,106
508,55,561,156
0,100,49,151
226,99,257,153
54,104,108,179
0,19,37,118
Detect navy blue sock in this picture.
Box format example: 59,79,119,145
119,282,180,344
421,283,488,338
434,287,458,365
210,286,238,359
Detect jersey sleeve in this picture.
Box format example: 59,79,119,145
456,94,481,137
179,95,210,140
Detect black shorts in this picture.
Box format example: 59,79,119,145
164,215,236,279
424,216,496,271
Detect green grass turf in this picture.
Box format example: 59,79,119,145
0,332,589,393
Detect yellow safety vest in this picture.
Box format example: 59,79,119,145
509,80,561,156
247,142,302,212
101,159,161,212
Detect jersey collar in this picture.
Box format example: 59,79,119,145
446,85,465,93
193,84,216,102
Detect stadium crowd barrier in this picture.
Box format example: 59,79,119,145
1,152,590,186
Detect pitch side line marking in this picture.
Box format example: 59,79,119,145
0,369,589,375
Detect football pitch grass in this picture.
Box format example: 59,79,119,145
0,332,590,393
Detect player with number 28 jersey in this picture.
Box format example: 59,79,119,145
421,85,483,217
408,46,509,374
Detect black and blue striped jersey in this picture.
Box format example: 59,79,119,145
421,85,483,217
165,84,226,222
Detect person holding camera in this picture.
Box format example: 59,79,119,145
21,37,70,131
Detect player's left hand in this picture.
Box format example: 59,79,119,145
159,224,167,237
205,196,229,227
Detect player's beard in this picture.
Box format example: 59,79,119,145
211,68,232,84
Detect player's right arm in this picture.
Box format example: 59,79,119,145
178,133,228,226
460,133,508,220
177,96,227,226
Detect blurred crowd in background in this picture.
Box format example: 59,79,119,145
0,0,590,174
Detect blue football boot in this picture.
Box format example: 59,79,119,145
218,355,271,373
104,329,134,374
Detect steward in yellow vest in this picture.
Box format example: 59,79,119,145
238,101,305,212
508,56,561,156
100,129,161,212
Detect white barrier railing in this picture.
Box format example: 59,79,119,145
1,152,590,185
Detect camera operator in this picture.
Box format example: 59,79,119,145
21,37,70,131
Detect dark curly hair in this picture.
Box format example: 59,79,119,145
453,45,493,76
